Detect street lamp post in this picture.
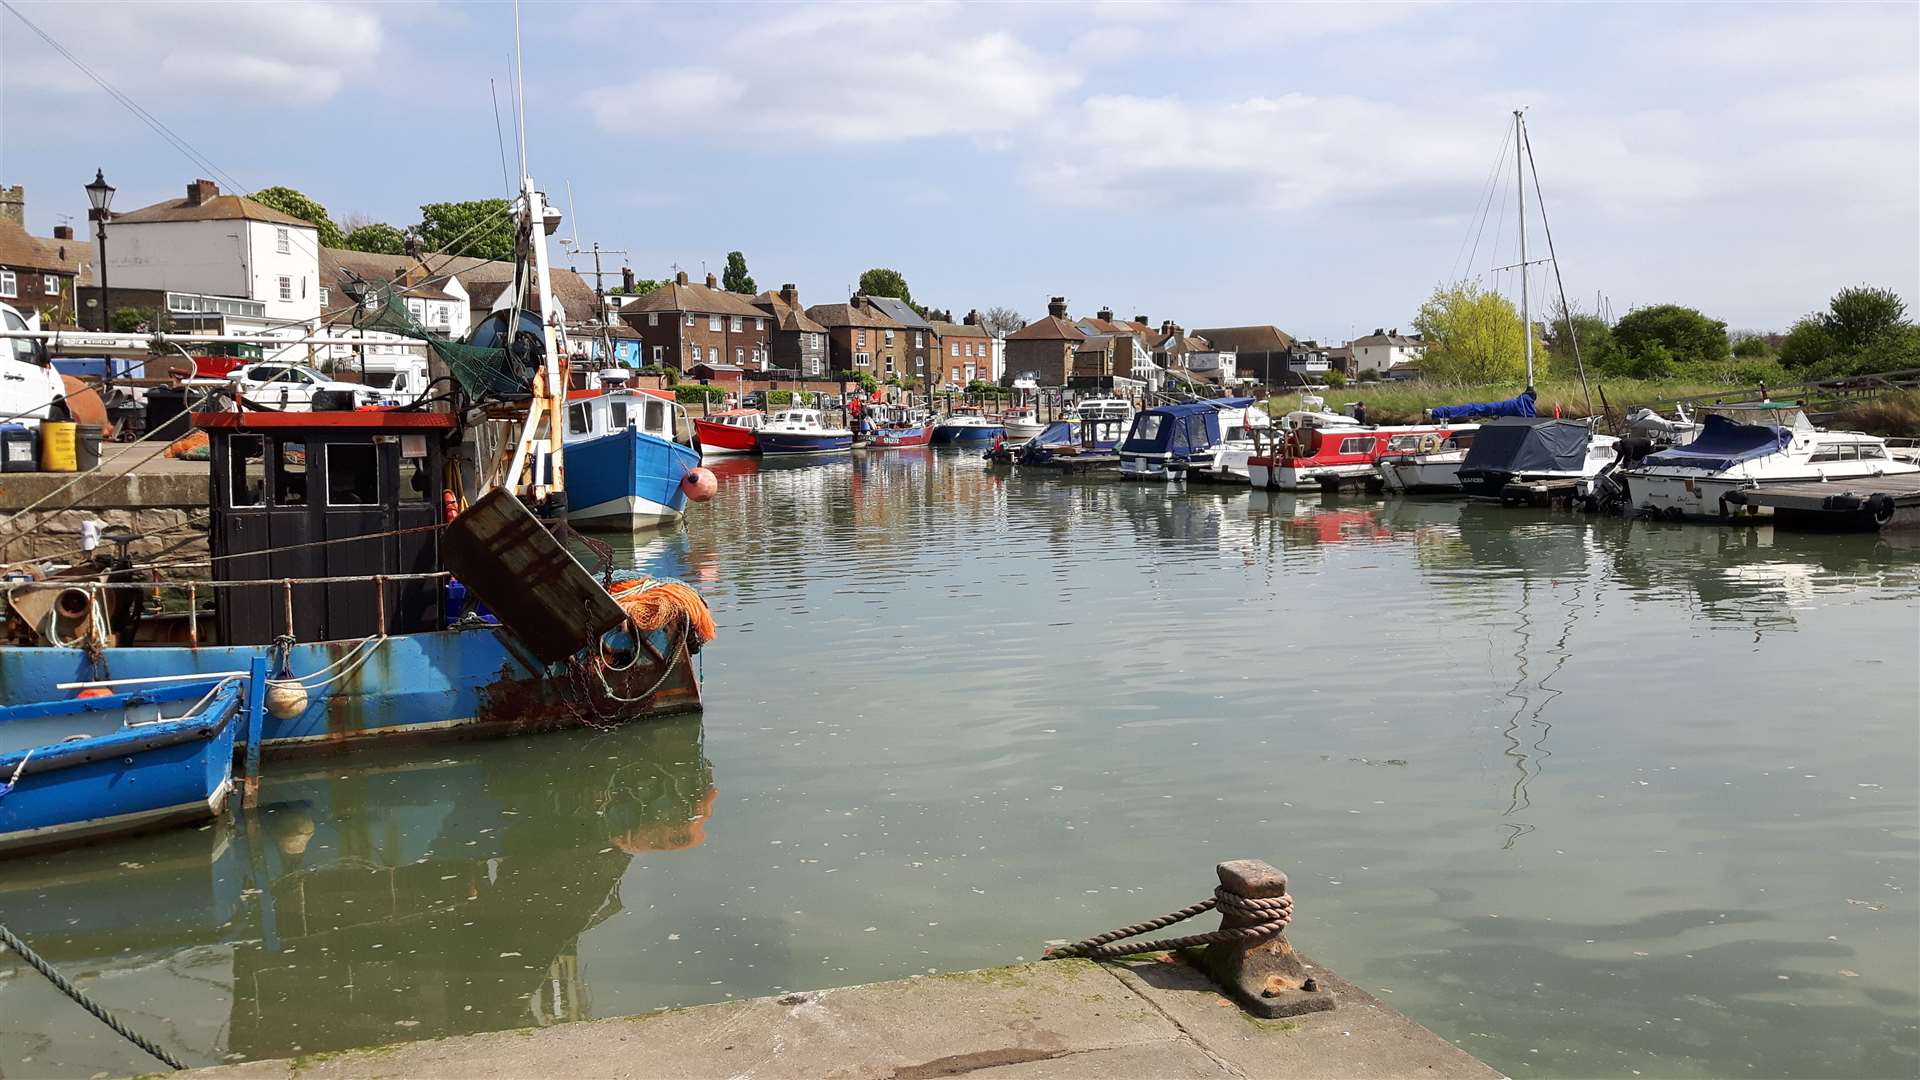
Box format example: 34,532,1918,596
84,169,115,332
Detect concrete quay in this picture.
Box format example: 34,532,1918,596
180,955,1500,1080
0,443,207,563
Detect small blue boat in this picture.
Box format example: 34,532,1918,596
564,388,703,529
0,670,261,855
931,410,1005,446
757,407,854,454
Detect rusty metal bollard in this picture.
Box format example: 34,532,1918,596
1190,859,1335,1018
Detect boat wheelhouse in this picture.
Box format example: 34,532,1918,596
1456,417,1619,501
1625,410,1919,521
566,388,703,529
692,409,764,456
757,408,853,454
1001,406,1045,441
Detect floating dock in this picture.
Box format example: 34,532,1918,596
1725,472,1920,531
178,955,1498,1080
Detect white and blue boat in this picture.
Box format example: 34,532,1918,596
757,408,854,454
564,388,703,529
931,408,1005,446
1118,397,1258,480
0,668,263,855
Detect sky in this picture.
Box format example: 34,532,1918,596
2,0,1916,342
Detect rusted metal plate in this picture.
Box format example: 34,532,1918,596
441,489,626,664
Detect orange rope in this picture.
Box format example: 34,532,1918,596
607,578,716,644
164,430,210,459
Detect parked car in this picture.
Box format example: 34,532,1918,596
229,363,372,410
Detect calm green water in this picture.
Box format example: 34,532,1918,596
3,450,1917,1078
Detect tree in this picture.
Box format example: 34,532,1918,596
415,199,516,261
610,279,661,296
342,222,408,255
1777,316,1835,370
1411,281,1530,384
1612,304,1729,373
250,186,343,248
1731,335,1770,358
980,306,1025,337
1542,299,1623,378
858,268,915,310
1822,285,1907,351
722,251,755,294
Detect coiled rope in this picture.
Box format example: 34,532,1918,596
0,922,183,1070
1044,887,1293,961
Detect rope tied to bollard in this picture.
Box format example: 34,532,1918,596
1044,886,1293,961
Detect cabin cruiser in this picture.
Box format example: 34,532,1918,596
1624,406,1919,521
931,408,1005,446
692,409,764,455
1000,405,1045,441
1374,428,1481,495
1456,417,1619,501
1250,420,1473,491
756,408,853,454
565,387,703,529
1118,397,1259,480
1193,403,1274,481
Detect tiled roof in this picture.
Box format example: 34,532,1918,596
929,320,990,339
806,303,905,330
0,219,82,275
1006,315,1085,342
1349,331,1423,347
620,276,765,319
1192,325,1296,353
111,193,312,227
753,291,828,334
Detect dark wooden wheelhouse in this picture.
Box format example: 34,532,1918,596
199,411,454,646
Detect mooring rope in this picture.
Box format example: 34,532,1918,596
1044,887,1293,961
0,922,184,1070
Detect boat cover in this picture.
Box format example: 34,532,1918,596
1030,420,1078,446
1458,417,1591,475
1429,389,1537,421
1121,401,1223,456
1640,414,1791,472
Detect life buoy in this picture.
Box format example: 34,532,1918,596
1418,434,1441,454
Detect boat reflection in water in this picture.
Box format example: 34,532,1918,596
0,715,713,1069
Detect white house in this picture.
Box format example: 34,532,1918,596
1183,349,1238,384
1349,328,1425,375
317,248,474,371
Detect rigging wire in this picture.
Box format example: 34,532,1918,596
1451,121,1515,285
1521,121,1594,416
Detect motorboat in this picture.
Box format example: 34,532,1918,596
692,409,764,455
1624,407,1919,521
756,408,854,454
1001,405,1045,441
1250,421,1474,491
1193,403,1274,482
1118,397,1259,480
1374,428,1481,495
1456,417,1620,501
566,388,704,529
931,408,1005,446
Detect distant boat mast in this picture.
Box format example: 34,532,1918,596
1514,108,1532,392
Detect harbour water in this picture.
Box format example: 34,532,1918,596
2,450,1916,1078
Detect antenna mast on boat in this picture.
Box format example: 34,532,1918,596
1514,108,1533,393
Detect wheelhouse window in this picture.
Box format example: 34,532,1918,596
229,434,267,507
1339,436,1374,455
569,402,593,435
1131,414,1165,442
400,450,431,503
610,402,629,428
274,441,308,505
326,444,381,506
645,398,666,433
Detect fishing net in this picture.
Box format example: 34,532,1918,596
607,573,717,644
355,293,536,400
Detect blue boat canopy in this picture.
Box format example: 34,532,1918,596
1121,401,1224,456
1641,414,1791,472
1429,390,1537,421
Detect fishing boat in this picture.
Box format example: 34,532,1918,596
1117,397,1260,480
931,408,1005,446
1248,421,1472,491
868,419,935,448
1624,407,1919,521
756,408,853,454
566,387,704,529
1001,405,1045,441
1456,416,1620,501
692,409,764,455
0,669,261,855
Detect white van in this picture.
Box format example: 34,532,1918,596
0,302,67,429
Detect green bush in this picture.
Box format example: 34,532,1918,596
672,384,727,403
1357,369,1382,382
1322,370,1346,387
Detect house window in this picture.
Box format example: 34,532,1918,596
691,345,703,363
278,276,292,302
648,312,659,327
964,343,973,357
731,316,742,331
652,345,664,363
915,355,924,370
43,275,59,295
856,329,867,347
276,228,290,254
708,315,722,331
685,313,694,326
950,342,959,357
1,270,17,297
756,318,764,330
735,347,744,365
318,286,329,306
437,305,451,328
855,351,871,367
914,332,922,348
885,355,895,374
884,329,895,344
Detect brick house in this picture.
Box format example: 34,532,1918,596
618,270,771,374
752,284,831,377
0,213,83,327
1191,325,1298,386
860,295,937,383
929,310,994,387
807,297,907,378
1002,297,1085,387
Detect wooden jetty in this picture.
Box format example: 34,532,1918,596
1724,472,1920,531
1499,477,1583,507
1026,452,1122,475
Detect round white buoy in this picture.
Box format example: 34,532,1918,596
265,680,309,720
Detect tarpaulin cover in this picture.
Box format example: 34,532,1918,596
1641,414,1791,473
1458,417,1592,476
1121,401,1222,456
1429,389,1537,421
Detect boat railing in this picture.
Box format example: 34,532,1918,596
5,571,450,648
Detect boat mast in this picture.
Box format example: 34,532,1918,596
1515,108,1532,392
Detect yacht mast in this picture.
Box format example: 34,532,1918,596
1515,108,1533,391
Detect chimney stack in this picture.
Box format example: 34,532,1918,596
1161,320,1175,336
1046,296,1068,319
675,270,690,285
621,266,636,292
1097,306,1114,322
1373,328,1385,337
0,185,23,225
963,309,979,326
1134,314,1149,326
53,224,73,241
780,283,799,306
705,272,718,288
187,179,219,206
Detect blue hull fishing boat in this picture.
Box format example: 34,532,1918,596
564,388,704,529
931,412,1005,446
0,672,260,855
756,407,854,454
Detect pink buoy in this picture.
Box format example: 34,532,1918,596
681,467,718,502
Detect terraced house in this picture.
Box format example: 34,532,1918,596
807,297,906,378
859,295,936,381
751,284,830,377
0,213,82,327
618,271,771,374
929,310,994,387
1001,297,1085,387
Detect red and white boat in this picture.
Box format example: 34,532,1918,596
868,421,934,448
692,409,764,455
1248,418,1477,491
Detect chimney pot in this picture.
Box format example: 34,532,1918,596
53,224,73,240
705,272,717,288
781,283,798,305
187,179,219,205
964,309,979,326
1374,328,1385,336
1097,306,1114,322
621,267,636,291
676,270,690,285
1046,296,1068,319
